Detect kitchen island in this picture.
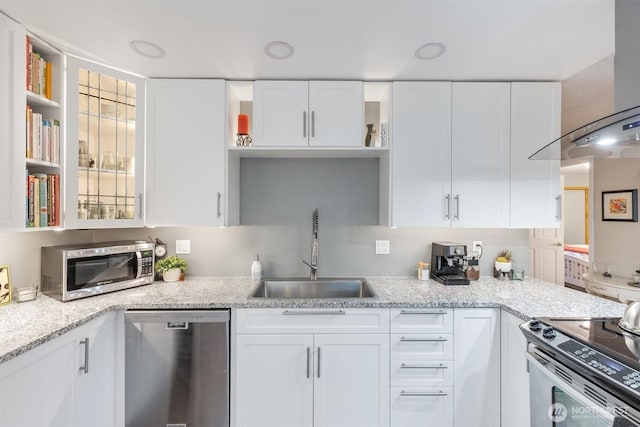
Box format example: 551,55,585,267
0,276,626,364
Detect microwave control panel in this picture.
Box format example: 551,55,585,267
141,250,154,277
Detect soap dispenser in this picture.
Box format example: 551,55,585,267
251,254,262,280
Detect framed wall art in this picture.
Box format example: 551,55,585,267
0,265,11,305
602,189,638,222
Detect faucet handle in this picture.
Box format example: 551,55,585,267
302,260,317,270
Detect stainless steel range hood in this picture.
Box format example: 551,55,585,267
529,104,640,160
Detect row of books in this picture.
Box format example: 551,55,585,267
26,173,60,228
26,35,52,99
26,105,60,164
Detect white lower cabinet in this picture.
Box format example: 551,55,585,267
453,308,500,427
233,308,390,427
0,312,119,427
501,310,530,427
390,387,454,427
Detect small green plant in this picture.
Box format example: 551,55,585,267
155,255,188,273
496,250,513,263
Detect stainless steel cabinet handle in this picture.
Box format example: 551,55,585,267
303,111,307,138
556,195,562,220
400,363,448,369
400,309,447,315
166,322,189,329
217,192,222,218
317,347,321,378
282,310,346,315
79,338,89,374
306,347,311,379
454,194,460,220
138,193,143,219
400,390,448,397
444,194,451,220
311,111,315,137
400,336,447,342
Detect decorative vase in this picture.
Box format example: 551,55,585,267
364,124,374,147
495,260,512,273
162,268,181,282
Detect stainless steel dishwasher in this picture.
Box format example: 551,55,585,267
125,309,230,427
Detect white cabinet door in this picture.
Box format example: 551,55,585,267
146,79,225,226
453,308,500,427
0,333,77,427
309,81,363,147
314,334,389,427
0,15,25,229
500,310,530,427
390,387,453,427
65,56,146,228
253,80,309,147
510,82,561,228
451,83,511,228
391,82,452,227
235,334,314,427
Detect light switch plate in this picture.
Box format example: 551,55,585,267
176,240,191,254
375,240,390,255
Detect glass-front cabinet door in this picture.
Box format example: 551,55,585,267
65,56,145,228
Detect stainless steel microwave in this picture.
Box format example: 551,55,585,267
41,241,155,301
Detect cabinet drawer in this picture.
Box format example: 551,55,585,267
390,386,453,427
390,308,453,333
391,360,453,387
235,308,390,334
390,334,453,360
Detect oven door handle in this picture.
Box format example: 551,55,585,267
526,352,617,424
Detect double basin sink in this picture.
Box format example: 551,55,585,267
250,278,375,299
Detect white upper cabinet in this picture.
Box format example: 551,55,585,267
146,79,226,226
65,56,145,228
510,82,561,228
253,80,364,147
391,82,452,227
451,82,511,228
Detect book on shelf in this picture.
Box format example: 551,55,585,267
26,172,60,228
26,107,60,164
25,35,52,100
25,105,32,158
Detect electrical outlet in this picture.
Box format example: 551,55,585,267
472,241,483,255
375,240,390,255
176,240,191,254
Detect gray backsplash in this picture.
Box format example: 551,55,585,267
0,226,528,290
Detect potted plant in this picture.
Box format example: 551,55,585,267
155,255,188,282
495,250,513,273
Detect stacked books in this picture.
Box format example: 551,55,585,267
26,105,60,163
26,35,52,99
26,173,60,228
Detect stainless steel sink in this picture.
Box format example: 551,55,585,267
249,278,375,299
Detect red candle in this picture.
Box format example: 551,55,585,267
238,114,249,135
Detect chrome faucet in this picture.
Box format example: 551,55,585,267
302,208,319,280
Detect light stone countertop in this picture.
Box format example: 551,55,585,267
0,276,628,365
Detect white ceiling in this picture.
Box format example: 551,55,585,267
0,0,614,81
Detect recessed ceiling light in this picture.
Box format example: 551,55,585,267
264,41,294,60
597,137,616,146
130,40,166,58
415,42,446,60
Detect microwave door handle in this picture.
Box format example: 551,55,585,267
525,353,616,423
136,251,142,279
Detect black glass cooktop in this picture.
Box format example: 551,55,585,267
539,317,640,371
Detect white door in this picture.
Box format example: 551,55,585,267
451,83,510,227
453,309,500,427
0,15,26,229
0,333,77,427
314,334,390,427
500,310,530,427
235,334,314,427
146,79,226,226
308,81,363,147
510,82,561,228
391,82,452,227
529,227,564,284
253,80,309,147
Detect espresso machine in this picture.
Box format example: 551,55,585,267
431,242,470,285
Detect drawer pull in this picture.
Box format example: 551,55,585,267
400,390,448,397
400,363,448,369
400,309,447,315
400,336,447,342
282,310,346,316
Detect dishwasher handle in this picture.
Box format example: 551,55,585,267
166,322,189,329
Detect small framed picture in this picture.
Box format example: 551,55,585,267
0,265,11,305
602,189,638,222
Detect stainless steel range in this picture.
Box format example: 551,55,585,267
521,317,640,426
